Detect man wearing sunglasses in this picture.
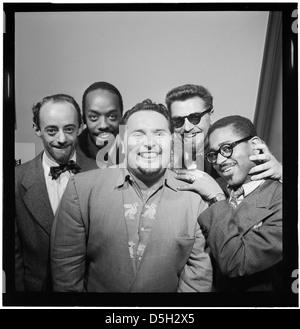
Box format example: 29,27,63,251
198,115,282,292
165,84,282,201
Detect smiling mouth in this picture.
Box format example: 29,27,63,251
53,145,70,149
97,132,114,139
183,132,202,138
139,152,160,159
220,163,235,173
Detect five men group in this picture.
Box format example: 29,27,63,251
15,82,283,293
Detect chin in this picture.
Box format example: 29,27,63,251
139,167,163,177
53,152,72,164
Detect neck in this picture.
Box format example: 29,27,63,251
229,174,252,190
129,169,166,189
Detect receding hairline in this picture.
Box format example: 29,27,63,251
39,100,80,120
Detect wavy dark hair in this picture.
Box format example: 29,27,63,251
165,84,213,112
208,115,257,139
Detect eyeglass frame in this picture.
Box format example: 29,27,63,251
205,135,254,164
172,107,213,129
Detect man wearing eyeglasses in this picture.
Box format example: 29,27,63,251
165,84,282,202
198,115,282,292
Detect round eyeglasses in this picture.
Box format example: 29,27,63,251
205,135,254,164
172,108,212,129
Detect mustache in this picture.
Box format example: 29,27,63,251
218,161,236,170
94,129,117,136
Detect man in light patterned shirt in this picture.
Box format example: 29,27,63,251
51,99,212,292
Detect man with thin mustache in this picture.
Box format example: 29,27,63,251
15,94,97,291
198,115,282,291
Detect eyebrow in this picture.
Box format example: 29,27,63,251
87,109,119,115
44,124,76,129
131,128,169,134
209,140,232,151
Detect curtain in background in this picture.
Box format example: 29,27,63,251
253,12,282,162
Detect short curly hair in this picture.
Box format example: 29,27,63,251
208,115,257,139
82,81,123,124
122,99,174,133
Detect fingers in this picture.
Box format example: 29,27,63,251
249,169,273,181
175,169,205,183
175,173,195,184
249,153,271,162
177,185,196,192
252,143,270,154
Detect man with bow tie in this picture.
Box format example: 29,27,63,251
15,94,97,291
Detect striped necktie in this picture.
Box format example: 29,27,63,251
229,186,244,209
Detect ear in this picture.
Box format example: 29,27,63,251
77,123,83,136
33,123,41,137
250,136,262,155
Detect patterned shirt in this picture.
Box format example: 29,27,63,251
117,170,168,274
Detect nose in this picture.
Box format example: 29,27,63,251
182,117,194,132
97,116,109,130
215,152,227,165
143,134,157,149
57,130,67,144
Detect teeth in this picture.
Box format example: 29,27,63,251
97,133,110,139
140,153,158,159
185,133,198,138
222,164,234,172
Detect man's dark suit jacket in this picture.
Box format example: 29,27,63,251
15,149,97,291
198,179,282,291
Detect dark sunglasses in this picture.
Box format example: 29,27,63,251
172,108,212,129
205,135,254,164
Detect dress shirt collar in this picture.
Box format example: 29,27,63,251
116,168,177,192
227,179,265,197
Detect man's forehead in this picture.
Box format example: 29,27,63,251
170,96,206,113
209,126,237,144
41,100,74,110
39,101,77,120
127,111,169,127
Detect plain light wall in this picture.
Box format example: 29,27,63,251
14,11,269,156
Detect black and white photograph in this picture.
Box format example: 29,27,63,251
2,1,298,313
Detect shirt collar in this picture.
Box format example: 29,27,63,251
242,179,265,197
227,179,265,197
115,168,177,192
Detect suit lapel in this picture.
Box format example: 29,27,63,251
22,153,54,235
237,180,276,232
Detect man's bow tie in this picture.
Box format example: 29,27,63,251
49,160,81,180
